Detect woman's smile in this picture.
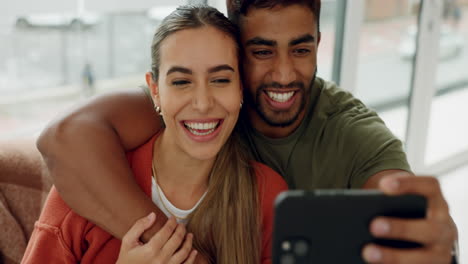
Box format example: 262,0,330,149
181,118,224,142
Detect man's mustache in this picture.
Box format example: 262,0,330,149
258,81,305,90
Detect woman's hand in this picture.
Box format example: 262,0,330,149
117,213,198,264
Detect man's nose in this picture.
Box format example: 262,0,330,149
271,55,297,85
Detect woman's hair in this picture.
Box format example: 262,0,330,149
150,5,241,81
149,5,260,264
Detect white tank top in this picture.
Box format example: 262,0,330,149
151,176,208,224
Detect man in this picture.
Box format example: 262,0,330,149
38,0,457,263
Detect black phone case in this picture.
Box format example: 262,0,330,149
272,190,427,264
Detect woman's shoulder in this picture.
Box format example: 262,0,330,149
252,161,288,261
36,187,98,241
251,161,288,198
37,187,84,228
29,187,94,257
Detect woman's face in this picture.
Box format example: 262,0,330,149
148,26,242,161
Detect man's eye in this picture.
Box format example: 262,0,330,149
172,80,190,86
253,50,273,58
294,48,311,55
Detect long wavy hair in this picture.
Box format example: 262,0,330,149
150,5,260,264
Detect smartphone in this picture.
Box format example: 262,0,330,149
272,189,427,264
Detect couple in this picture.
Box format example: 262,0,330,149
23,4,286,263
25,0,458,263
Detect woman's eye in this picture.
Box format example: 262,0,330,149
212,79,231,84
172,80,190,86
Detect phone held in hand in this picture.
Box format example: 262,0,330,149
272,189,427,264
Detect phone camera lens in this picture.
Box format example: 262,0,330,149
294,240,309,257
281,241,292,251
280,253,295,264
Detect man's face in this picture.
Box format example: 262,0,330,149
240,4,319,129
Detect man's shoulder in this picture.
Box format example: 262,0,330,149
315,77,368,117
307,78,400,155
311,77,380,132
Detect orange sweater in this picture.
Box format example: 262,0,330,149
22,134,288,263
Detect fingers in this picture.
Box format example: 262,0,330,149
362,243,452,264
370,174,457,263
377,175,457,240
170,233,195,263
379,176,452,235
369,217,451,245
183,250,198,264
121,212,156,251
147,216,179,250
161,223,187,259
379,175,449,216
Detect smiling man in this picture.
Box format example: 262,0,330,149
37,1,458,263
241,5,317,134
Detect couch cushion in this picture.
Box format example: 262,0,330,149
0,139,51,264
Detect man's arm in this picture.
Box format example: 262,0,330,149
362,170,458,264
37,89,164,241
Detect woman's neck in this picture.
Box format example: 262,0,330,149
152,131,213,209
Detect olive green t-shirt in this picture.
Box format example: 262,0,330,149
238,77,411,189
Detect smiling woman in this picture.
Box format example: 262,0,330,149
22,5,288,264
148,25,241,160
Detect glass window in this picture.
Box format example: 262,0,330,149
425,0,468,164
317,0,339,81
0,3,184,139
353,0,422,142
1,0,339,139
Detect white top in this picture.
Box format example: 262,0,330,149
151,176,207,224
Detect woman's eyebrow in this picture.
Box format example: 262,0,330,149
208,64,235,73
167,66,192,76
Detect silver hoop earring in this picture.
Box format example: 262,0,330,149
240,100,243,109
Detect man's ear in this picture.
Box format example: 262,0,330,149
145,72,160,106
317,31,321,46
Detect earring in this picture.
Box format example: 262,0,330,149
240,99,244,109
155,106,162,115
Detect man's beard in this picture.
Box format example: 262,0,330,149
249,71,316,128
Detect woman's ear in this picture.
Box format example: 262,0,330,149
145,72,161,106
239,83,244,107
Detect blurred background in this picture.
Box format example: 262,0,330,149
0,0,467,260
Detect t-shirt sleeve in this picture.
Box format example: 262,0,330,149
253,162,289,263
339,105,412,188
22,187,88,263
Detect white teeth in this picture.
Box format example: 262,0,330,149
184,121,219,130
184,121,219,136
189,128,215,136
267,91,295,102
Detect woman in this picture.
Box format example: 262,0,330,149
22,5,287,264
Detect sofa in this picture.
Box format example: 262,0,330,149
0,139,51,264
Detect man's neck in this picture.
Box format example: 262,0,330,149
247,107,307,139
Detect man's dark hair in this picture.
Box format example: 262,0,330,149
226,0,321,32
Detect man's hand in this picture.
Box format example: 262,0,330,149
117,213,198,264
362,173,458,264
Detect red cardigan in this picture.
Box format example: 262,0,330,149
22,134,288,263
